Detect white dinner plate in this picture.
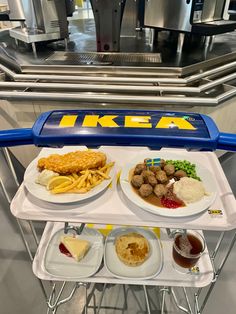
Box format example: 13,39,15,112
44,227,104,279
24,148,115,203
120,152,217,218
104,227,163,280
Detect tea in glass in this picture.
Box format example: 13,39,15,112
172,231,205,273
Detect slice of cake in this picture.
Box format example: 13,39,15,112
60,235,90,262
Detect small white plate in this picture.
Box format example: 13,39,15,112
24,148,115,204
104,227,163,280
120,152,217,218
44,227,104,279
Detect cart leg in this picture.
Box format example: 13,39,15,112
122,284,128,312
143,285,151,314
127,284,149,313
84,283,88,314
194,293,201,314
2,147,20,186
171,287,191,313
2,148,40,248
183,287,193,314
47,282,66,310
96,283,107,314
0,177,11,203
159,286,168,314
83,283,97,314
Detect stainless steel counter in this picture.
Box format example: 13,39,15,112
1,19,236,68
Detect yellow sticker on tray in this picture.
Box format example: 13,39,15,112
208,209,223,216
86,224,160,238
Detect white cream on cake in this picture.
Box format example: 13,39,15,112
60,235,90,262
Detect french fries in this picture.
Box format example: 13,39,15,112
51,162,114,194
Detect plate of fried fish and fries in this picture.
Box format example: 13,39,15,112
24,149,115,203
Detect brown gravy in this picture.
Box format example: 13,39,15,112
129,168,185,208
132,187,164,207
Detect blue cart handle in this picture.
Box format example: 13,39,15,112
0,128,33,147
217,132,236,152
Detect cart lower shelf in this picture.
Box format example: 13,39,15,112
33,222,214,288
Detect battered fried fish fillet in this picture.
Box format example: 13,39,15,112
38,151,106,175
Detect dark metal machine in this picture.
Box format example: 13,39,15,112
89,0,236,51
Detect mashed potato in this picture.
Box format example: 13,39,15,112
173,177,206,203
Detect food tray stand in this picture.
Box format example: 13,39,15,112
6,145,236,313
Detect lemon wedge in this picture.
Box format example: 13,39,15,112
47,176,72,191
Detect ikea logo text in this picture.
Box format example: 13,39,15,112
59,115,196,130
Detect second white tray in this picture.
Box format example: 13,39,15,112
32,222,214,288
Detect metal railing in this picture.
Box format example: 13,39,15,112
0,50,236,106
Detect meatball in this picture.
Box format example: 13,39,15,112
139,184,153,197
146,175,157,187
141,170,155,183
149,165,161,173
164,164,175,176
174,170,187,179
160,159,166,169
154,184,168,198
156,170,168,183
134,163,146,175
131,175,144,188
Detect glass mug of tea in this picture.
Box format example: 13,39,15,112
172,230,205,273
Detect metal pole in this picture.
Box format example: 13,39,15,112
28,220,40,246
183,287,193,314
171,287,190,314
2,148,20,186
96,283,107,314
159,287,168,314
47,281,67,309
194,293,201,314
211,231,225,260
0,177,11,203
15,218,34,262
0,90,218,106
16,217,48,300
143,285,151,314
0,80,200,93
198,231,226,297
2,148,41,247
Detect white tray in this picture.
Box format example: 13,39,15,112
32,222,214,288
10,146,236,231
